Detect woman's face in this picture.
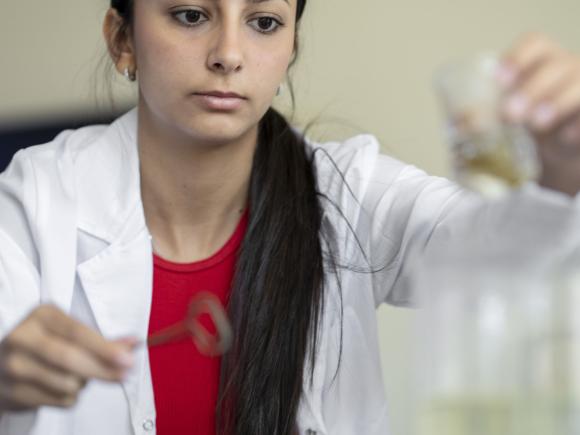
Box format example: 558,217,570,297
128,0,296,143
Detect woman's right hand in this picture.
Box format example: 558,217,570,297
0,304,136,413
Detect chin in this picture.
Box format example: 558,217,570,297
180,116,256,145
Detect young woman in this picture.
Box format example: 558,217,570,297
1,1,580,434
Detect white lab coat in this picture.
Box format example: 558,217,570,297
0,108,578,435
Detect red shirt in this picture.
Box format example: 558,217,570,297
147,209,248,435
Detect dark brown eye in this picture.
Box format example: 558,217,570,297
173,9,207,27
184,10,201,24
250,17,282,34
258,17,274,30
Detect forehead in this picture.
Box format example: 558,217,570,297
155,0,292,4
144,0,293,10
248,0,290,4
232,0,290,4
136,0,295,13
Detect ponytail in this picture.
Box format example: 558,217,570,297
218,107,325,434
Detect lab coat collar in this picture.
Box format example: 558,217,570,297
75,107,144,245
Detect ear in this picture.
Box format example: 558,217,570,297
103,8,135,74
289,36,299,69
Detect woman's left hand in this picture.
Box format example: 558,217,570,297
500,33,580,195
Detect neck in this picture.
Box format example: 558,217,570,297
137,105,257,262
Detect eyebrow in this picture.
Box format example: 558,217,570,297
249,0,290,4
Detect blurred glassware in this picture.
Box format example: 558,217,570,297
411,244,580,435
434,53,540,198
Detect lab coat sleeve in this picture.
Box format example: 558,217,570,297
312,133,580,308
360,143,580,307
0,150,42,342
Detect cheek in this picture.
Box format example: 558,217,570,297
251,46,293,89
247,27,295,90
133,23,205,93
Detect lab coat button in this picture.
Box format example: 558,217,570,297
142,419,155,432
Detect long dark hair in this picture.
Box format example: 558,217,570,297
110,1,325,434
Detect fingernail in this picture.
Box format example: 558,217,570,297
121,337,140,348
496,64,516,89
116,351,134,368
532,104,556,129
503,94,529,121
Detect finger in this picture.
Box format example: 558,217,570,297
0,350,84,397
508,54,576,106
0,380,77,410
30,334,127,383
114,336,140,349
4,312,129,383
502,33,564,84
531,80,580,132
503,59,580,127
36,305,134,370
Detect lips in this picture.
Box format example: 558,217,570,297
192,91,246,111
195,91,246,99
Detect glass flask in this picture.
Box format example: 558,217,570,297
412,244,580,435
434,53,540,198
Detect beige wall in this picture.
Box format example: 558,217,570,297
2,1,580,434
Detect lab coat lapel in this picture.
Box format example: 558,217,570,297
74,108,156,424
76,207,153,342
38,148,78,312
76,220,154,426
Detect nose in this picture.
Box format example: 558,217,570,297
207,20,244,74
